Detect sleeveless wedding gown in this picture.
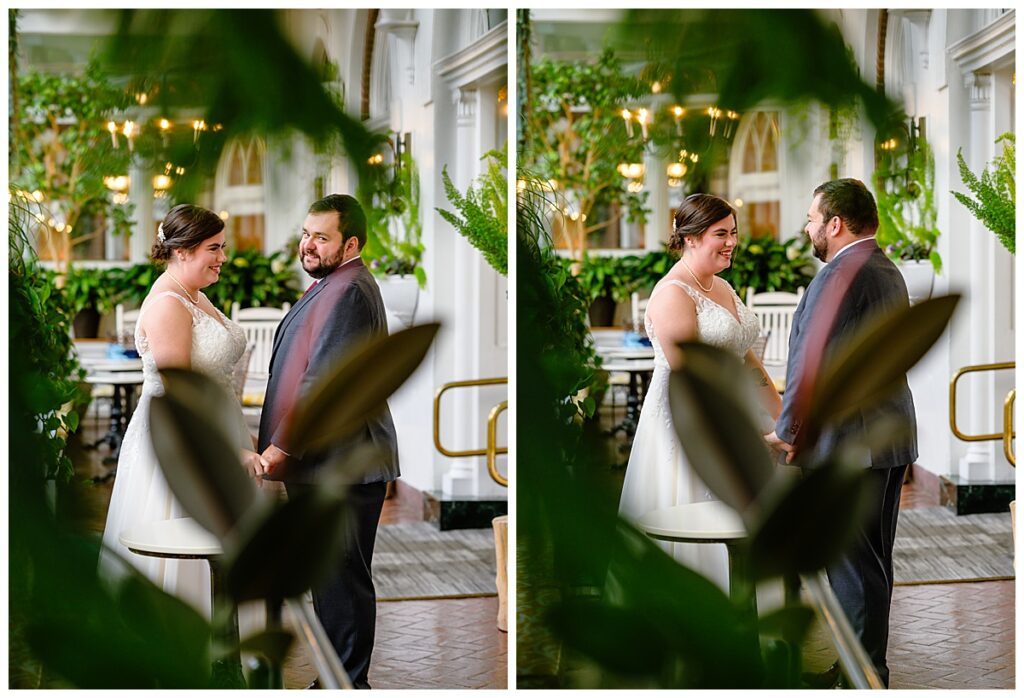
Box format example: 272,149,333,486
618,279,762,591
101,290,252,617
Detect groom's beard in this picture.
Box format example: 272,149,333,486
302,249,344,278
810,225,829,262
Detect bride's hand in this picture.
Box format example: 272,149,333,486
241,449,264,485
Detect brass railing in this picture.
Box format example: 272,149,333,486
949,363,1015,464
433,377,508,487
1004,389,1016,466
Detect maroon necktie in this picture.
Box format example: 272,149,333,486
301,281,316,298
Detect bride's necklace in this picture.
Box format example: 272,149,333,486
680,257,715,293
167,272,200,305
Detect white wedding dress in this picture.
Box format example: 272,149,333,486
618,279,762,591
101,290,252,617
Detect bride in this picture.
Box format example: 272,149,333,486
618,193,782,591
101,203,265,617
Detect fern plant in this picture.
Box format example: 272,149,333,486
437,146,507,277
952,132,1015,254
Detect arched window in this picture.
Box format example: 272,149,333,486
215,136,266,251
730,110,782,239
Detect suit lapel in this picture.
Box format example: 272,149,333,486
269,258,367,367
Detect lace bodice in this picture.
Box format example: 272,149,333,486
135,291,248,395
645,279,761,370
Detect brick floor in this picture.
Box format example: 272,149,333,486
801,464,1015,689
72,413,507,690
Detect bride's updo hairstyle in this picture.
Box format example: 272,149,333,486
669,193,736,252
150,204,225,263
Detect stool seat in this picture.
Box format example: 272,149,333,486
638,500,746,543
119,517,222,558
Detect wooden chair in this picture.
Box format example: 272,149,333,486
745,287,804,369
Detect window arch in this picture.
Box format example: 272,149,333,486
215,136,266,251
729,110,782,239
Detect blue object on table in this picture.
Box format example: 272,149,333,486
106,343,140,360
623,331,652,348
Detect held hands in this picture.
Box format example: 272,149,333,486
260,444,289,479
241,449,266,487
763,431,796,464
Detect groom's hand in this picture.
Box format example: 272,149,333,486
764,431,795,464
261,444,289,478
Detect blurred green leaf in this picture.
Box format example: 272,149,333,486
668,342,774,515
149,369,258,538
288,323,440,453
547,598,674,676
223,480,350,602
747,456,874,580
238,629,295,666
757,606,815,644
805,295,959,438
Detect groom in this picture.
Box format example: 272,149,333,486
258,193,399,688
765,179,917,687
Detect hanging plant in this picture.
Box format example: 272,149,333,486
872,123,942,274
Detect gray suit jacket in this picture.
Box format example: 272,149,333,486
258,258,400,484
775,240,918,469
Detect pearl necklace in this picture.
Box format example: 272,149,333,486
167,272,200,305
680,257,715,293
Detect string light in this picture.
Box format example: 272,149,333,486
621,108,634,138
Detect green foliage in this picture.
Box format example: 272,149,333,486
10,61,133,267
8,198,89,482
362,150,427,288
437,146,508,277
718,235,817,302
523,48,650,250
570,236,815,309
200,244,303,313
102,9,378,204
952,132,1015,255
873,131,943,273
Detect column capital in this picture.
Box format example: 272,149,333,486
963,72,993,111
452,87,478,124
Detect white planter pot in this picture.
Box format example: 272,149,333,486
898,260,935,306
376,274,420,332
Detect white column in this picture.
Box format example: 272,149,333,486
128,163,154,264
644,150,669,250
957,71,996,479
441,86,479,498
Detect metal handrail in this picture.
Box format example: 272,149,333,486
285,596,352,689
1004,389,1016,466
949,361,1015,442
433,376,508,457
487,400,509,486
801,572,885,690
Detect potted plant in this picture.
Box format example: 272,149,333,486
63,266,118,338
363,149,425,328
872,124,942,304
952,132,1014,255
573,254,635,327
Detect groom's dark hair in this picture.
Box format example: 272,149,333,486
309,194,367,249
814,178,879,237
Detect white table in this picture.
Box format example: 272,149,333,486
85,370,145,475
639,501,755,612
120,518,242,684
638,500,799,613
